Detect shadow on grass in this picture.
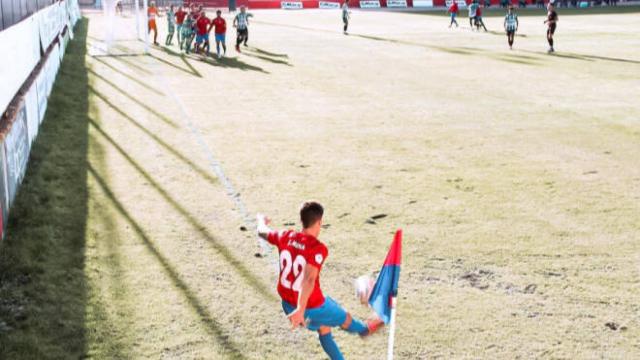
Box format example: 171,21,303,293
87,165,248,359
87,86,219,186
159,44,269,74
87,68,179,128
87,119,275,302
91,56,163,95
0,18,90,359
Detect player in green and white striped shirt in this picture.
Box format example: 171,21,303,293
503,5,519,50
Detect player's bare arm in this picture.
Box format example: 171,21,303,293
288,264,319,329
256,213,272,241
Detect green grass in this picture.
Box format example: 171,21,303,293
0,18,90,359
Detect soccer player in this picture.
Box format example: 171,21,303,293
257,202,384,360
233,6,253,52
212,10,227,58
342,1,351,34
448,0,459,28
544,3,558,53
147,1,159,45
468,0,478,30
181,12,195,54
175,6,187,48
194,10,212,55
504,5,518,49
166,5,176,46
475,4,487,32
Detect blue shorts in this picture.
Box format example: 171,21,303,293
215,33,225,42
282,297,347,331
195,33,209,43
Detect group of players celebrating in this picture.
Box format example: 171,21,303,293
448,0,558,52
146,1,253,58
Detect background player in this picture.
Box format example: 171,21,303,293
448,0,459,28
212,10,227,58
544,3,558,53
165,4,175,46
194,10,211,55
147,1,159,45
233,6,253,52
468,0,478,30
342,1,351,34
175,5,187,48
504,5,518,49
257,202,384,360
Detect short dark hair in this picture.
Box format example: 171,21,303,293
300,201,324,229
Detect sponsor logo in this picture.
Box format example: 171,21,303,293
281,1,303,9
444,0,467,7
319,1,341,8
359,0,381,7
387,0,407,7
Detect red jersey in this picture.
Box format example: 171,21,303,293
212,17,226,34
196,16,211,35
476,7,482,16
175,10,187,25
449,2,458,13
268,230,328,309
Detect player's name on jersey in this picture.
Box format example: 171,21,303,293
359,0,381,8
319,1,340,8
287,239,307,250
387,0,407,7
281,1,303,9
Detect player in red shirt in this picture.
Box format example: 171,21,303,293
174,6,187,48
257,202,384,360
194,10,211,55
448,1,459,28
211,10,227,58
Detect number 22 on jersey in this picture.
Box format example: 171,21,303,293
280,250,306,292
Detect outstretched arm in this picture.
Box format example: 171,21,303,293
288,264,319,329
256,213,272,241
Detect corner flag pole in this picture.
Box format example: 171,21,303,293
387,296,397,360
368,229,402,360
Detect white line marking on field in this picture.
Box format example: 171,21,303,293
152,60,277,271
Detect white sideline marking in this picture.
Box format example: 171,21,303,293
152,63,277,270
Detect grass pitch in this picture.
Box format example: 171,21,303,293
1,7,639,359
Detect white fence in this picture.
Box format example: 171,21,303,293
0,0,81,239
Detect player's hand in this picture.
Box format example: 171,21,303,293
287,309,306,330
256,213,271,226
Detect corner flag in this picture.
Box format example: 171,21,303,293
368,230,402,360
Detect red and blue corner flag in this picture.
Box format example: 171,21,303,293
369,229,402,324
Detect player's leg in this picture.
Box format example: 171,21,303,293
221,35,227,55
204,34,210,55
318,327,344,360
307,297,383,337
244,28,249,46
